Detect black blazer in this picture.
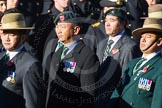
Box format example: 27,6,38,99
43,39,100,108
0,47,44,108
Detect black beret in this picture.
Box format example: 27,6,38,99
100,0,124,7
54,11,79,24
105,8,127,20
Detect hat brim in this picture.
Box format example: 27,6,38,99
140,16,162,19
132,28,162,37
1,27,34,30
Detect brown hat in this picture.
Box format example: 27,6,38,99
132,18,162,37
1,12,34,30
99,0,124,7
141,4,162,19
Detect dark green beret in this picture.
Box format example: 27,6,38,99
104,8,127,20
54,11,78,24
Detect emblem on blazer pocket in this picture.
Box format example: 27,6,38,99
63,61,77,73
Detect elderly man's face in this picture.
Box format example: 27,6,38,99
55,22,80,45
1,30,24,51
105,15,125,37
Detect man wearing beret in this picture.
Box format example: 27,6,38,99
42,11,100,108
0,9,44,108
29,0,71,62
108,18,162,108
95,8,141,107
84,0,124,52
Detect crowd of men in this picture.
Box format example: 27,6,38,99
0,0,162,108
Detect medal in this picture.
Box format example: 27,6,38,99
10,78,15,83
6,72,16,83
6,77,11,82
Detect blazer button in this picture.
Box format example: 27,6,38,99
130,102,134,106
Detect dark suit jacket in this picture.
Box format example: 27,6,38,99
109,53,162,108
0,47,44,108
43,39,100,108
83,22,106,53
97,33,141,71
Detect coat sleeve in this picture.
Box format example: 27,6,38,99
23,62,45,108
151,74,162,108
121,44,141,71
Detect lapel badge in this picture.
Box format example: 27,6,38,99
142,65,149,73
111,48,119,55
64,61,77,73
138,77,152,91
6,72,16,83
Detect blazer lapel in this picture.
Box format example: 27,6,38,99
0,52,6,60
110,35,127,57
97,38,108,63
122,54,161,96
49,46,63,80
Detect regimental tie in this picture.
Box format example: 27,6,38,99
133,58,147,74
4,53,10,62
102,40,114,62
55,41,64,52
61,46,69,60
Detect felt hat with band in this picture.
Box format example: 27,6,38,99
1,12,34,30
132,18,162,37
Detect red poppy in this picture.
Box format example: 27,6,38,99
8,60,14,67
111,48,119,55
143,65,149,73
59,15,65,21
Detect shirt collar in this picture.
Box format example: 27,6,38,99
66,40,80,54
6,45,24,60
108,30,125,50
142,51,161,61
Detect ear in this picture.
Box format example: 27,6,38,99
73,26,80,35
157,38,162,46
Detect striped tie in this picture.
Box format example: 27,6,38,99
102,40,114,62
61,46,69,60
133,58,147,74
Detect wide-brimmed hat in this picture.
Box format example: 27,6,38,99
104,8,127,20
141,4,162,19
99,0,124,7
1,12,34,30
132,18,162,37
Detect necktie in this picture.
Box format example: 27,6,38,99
55,41,64,52
102,40,114,62
133,58,147,74
4,53,10,62
61,46,69,60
